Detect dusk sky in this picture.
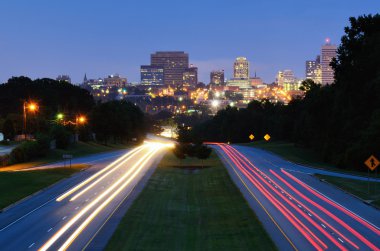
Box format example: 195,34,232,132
0,0,379,84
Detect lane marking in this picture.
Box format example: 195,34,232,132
75,207,80,210
28,243,35,248
338,238,344,243
62,216,67,220
47,228,53,232
0,197,56,231
321,224,326,228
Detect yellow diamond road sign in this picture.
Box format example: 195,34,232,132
249,134,254,140
264,134,271,141
365,155,379,171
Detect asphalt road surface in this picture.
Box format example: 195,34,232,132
0,141,172,251
212,143,380,251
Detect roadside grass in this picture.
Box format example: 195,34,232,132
106,152,276,251
0,167,86,210
315,174,380,207
241,141,368,176
0,141,130,171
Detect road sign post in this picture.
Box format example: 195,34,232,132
364,155,379,196
62,154,73,168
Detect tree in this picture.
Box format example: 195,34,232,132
91,101,146,144
50,124,71,149
2,119,15,141
195,144,212,168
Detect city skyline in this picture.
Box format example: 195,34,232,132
0,0,379,84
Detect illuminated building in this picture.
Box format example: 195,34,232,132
226,79,251,89
104,74,127,87
140,65,164,85
182,64,198,88
321,38,337,85
210,70,225,85
250,76,263,87
283,80,303,92
56,75,71,83
233,57,249,79
151,51,189,87
306,55,322,84
276,70,295,86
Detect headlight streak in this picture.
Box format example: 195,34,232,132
69,147,146,201
57,148,161,251
39,146,159,251
56,145,145,202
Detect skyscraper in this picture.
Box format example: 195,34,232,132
140,65,164,85
210,70,225,85
182,65,198,88
321,38,337,85
233,57,249,79
306,55,322,84
151,51,189,87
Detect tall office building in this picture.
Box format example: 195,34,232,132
306,55,322,84
321,39,337,85
233,57,249,79
140,65,164,85
151,51,189,87
210,70,225,85
277,70,295,86
182,65,198,88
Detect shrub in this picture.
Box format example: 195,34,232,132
50,125,71,149
9,140,48,165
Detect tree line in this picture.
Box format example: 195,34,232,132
181,14,380,171
0,77,147,165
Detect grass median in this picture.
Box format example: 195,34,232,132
0,166,87,210
106,151,276,251
315,174,380,207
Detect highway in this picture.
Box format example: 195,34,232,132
0,141,172,251
212,143,380,251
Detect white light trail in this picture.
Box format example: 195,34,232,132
69,147,145,201
56,145,144,202
38,147,158,251
58,148,161,251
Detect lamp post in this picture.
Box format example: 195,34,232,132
23,101,38,140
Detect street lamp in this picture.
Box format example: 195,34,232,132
23,101,38,139
76,115,87,125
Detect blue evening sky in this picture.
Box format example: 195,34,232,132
0,0,379,84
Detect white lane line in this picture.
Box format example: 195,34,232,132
75,207,80,210
289,172,380,230
307,213,312,217
0,197,56,231
85,198,89,202
338,238,344,243
62,216,67,220
321,224,326,228
297,204,302,208
28,243,35,248
94,192,97,195
47,228,53,232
